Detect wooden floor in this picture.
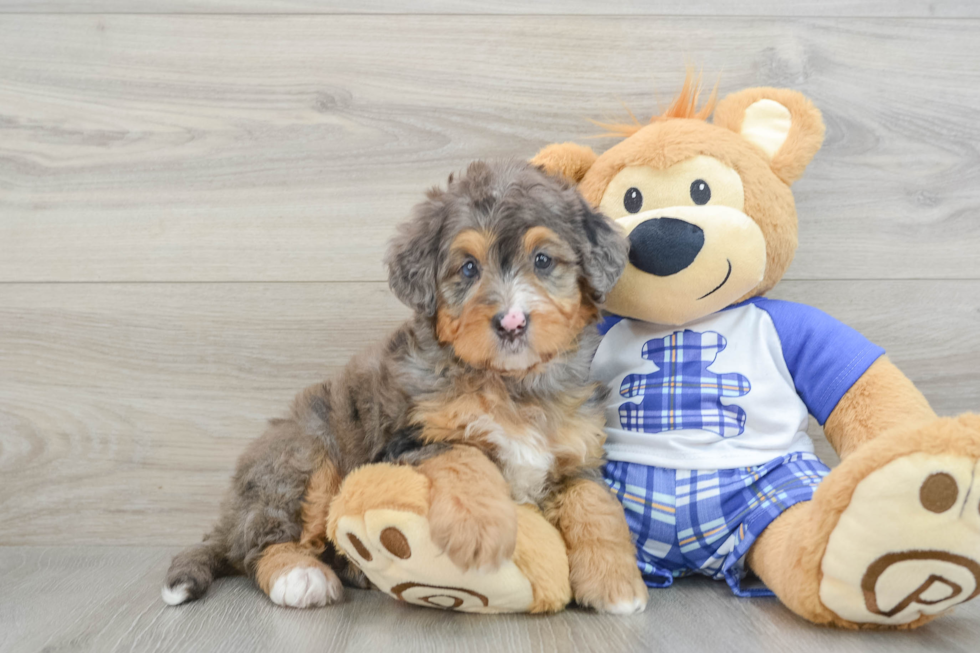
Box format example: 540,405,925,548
2,1,980,651
1,547,978,653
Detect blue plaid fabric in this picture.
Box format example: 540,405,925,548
603,452,830,597
619,329,751,438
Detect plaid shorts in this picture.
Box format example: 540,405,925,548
603,452,830,597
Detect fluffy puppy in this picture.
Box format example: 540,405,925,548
163,160,647,614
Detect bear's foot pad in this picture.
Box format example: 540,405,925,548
334,507,535,613
821,452,980,625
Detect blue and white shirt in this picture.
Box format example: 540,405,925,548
591,298,885,470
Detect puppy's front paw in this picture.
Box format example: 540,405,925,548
268,566,342,609
428,492,518,571
570,549,648,615
593,578,649,615
330,462,546,613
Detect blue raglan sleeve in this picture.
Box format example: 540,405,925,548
752,299,885,425
597,314,624,336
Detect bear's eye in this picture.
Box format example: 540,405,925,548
460,260,479,279
624,187,643,214
690,179,711,205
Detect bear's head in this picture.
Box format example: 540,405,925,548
532,76,825,326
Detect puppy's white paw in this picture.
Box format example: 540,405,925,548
604,595,648,615
569,550,649,616
161,582,192,606
269,566,341,609
582,582,649,615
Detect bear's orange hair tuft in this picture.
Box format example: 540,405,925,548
591,70,719,139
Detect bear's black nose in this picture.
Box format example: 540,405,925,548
628,217,704,277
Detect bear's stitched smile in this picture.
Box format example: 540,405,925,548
698,259,733,300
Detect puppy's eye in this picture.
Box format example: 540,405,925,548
460,260,479,279
534,253,553,271
624,187,643,214
690,179,711,205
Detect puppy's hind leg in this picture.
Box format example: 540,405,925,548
255,543,342,608
163,416,341,607
254,460,346,608
163,535,229,605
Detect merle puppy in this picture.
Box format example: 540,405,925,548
163,160,648,614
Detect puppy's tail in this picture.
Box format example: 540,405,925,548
161,535,228,606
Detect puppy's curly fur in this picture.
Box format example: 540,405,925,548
163,161,646,613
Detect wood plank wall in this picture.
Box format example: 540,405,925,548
1,2,978,545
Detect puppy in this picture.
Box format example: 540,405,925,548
163,160,648,614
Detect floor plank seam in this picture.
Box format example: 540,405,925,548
0,13,978,20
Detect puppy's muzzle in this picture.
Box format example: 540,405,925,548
628,217,704,276
493,308,528,342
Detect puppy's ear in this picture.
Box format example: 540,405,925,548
385,190,447,316
576,200,628,303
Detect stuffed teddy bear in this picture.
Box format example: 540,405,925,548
322,74,980,626
528,74,980,629
323,458,572,613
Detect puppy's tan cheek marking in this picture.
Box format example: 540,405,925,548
437,300,498,368
527,280,596,356
439,229,495,364
449,299,499,367
435,306,462,344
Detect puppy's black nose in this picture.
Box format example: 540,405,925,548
493,309,528,341
628,217,704,277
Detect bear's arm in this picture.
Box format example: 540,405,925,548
823,356,936,460
750,298,936,460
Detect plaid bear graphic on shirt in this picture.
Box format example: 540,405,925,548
619,329,751,438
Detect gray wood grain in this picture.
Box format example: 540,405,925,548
3,15,980,282
0,1,977,17
1,280,977,546
1,7,979,647
0,546,978,653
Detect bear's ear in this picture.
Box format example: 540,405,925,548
530,142,598,184
713,88,825,185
